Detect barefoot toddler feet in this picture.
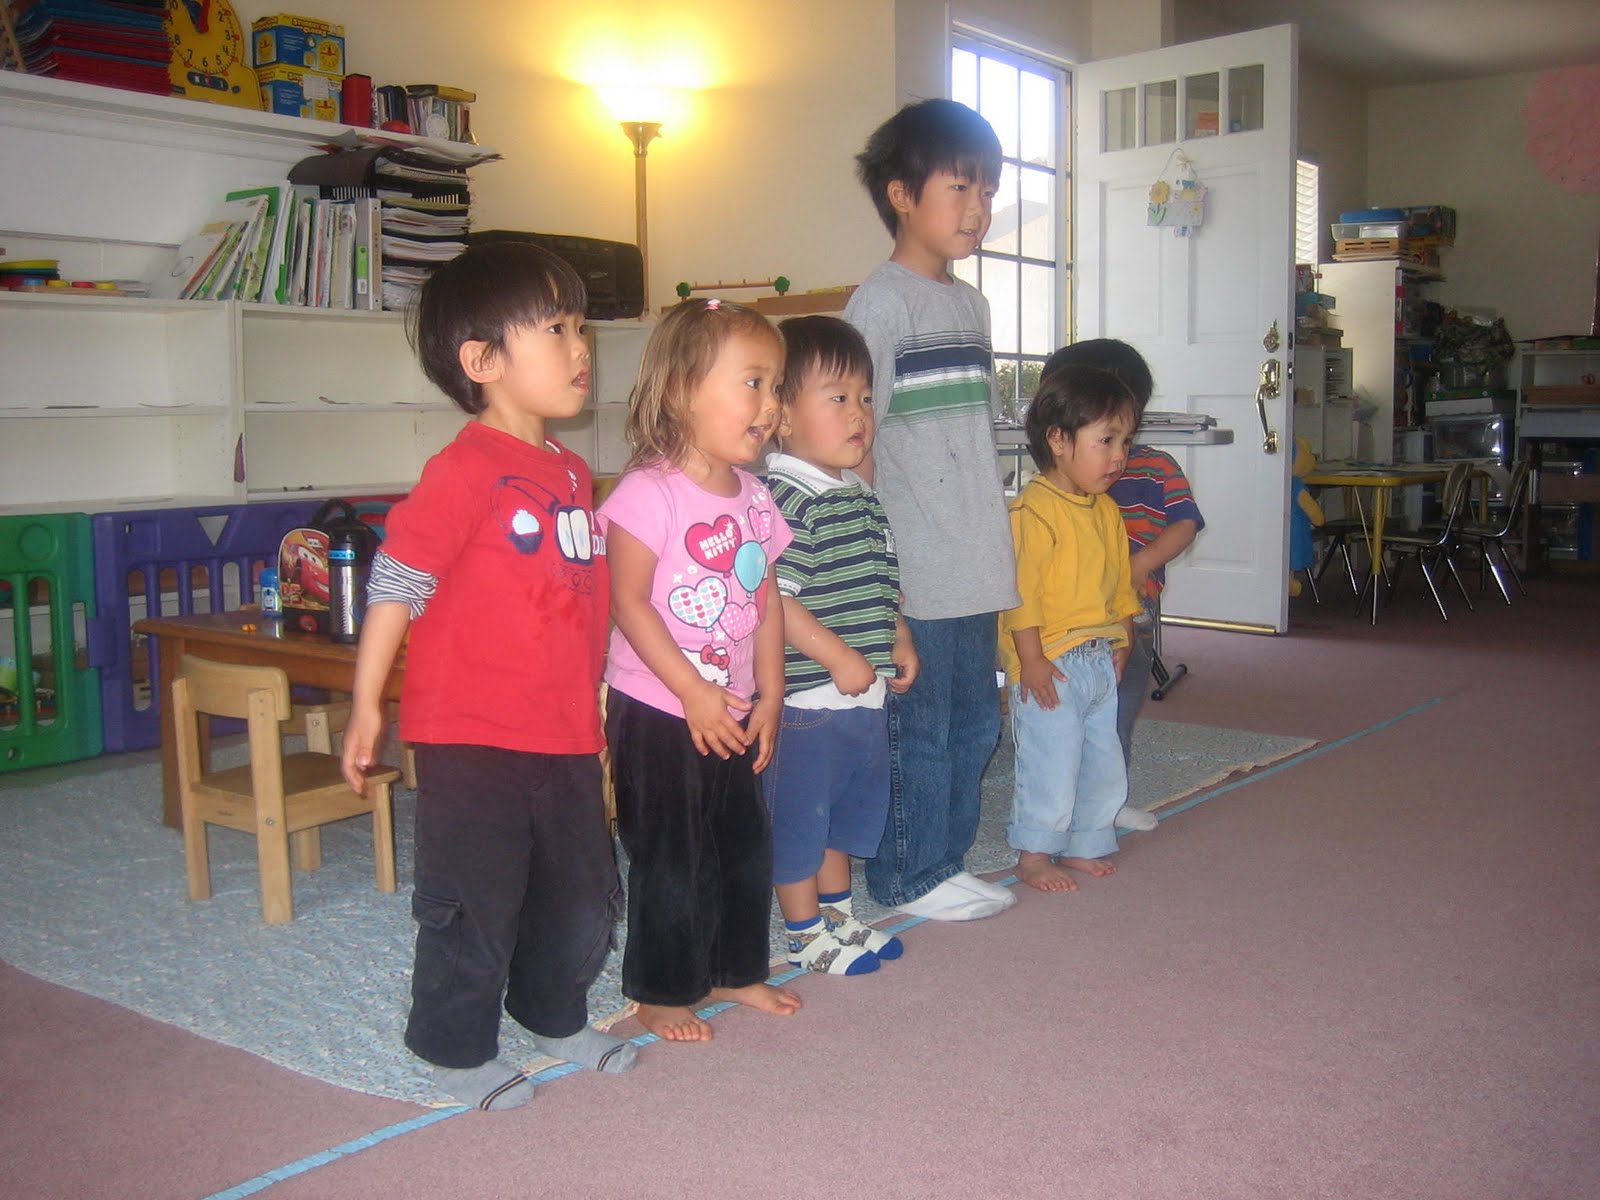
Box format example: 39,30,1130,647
709,981,803,1015
636,1003,713,1042
529,1026,638,1073
1016,850,1078,893
1058,855,1117,878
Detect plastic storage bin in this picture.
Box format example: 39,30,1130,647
1,513,103,772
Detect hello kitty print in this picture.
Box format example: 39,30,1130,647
598,465,792,719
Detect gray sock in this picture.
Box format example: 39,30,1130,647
433,1059,535,1111
529,1026,638,1074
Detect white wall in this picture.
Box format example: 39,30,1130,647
236,0,897,312
1367,68,1600,340
1296,56,1368,261
894,0,1091,107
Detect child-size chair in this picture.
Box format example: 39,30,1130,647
172,655,399,924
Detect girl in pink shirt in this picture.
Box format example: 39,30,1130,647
598,299,800,1043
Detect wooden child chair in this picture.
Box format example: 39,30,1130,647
172,655,399,924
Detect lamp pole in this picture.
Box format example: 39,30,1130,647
621,120,662,309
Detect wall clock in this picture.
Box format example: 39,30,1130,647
167,0,263,109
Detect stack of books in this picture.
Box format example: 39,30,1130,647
373,84,476,143
9,0,171,94
287,141,496,311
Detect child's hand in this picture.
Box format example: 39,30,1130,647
747,698,781,773
1018,657,1066,710
340,705,385,795
682,680,754,759
830,650,878,696
888,621,919,694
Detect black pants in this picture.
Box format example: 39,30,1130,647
606,690,774,1007
405,744,620,1069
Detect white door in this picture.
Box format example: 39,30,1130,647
1075,25,1297,633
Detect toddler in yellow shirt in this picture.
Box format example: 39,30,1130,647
1000,364,1144,893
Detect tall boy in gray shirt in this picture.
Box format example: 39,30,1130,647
844,98,1020,921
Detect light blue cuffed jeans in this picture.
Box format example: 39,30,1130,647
1007,638,1125,860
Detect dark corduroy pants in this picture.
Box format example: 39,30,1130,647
605,689,774,1007
404,745,620,1069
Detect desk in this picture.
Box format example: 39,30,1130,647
134,612,404,828
1303,462,1452,622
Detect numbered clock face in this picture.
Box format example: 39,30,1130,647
170,0,246,74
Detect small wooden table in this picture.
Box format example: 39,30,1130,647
1303,462,1453,623
133,612,404,828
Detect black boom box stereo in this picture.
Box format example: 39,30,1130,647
469,230,645,320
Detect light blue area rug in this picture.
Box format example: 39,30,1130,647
0,720,1312,1105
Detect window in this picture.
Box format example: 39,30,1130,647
1295,157,1320,266
950,34,1070,425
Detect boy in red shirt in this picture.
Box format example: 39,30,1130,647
342,243,630,1111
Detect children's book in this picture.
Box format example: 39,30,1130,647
287,195,314,306
149,218,234,300
224,184,286,302
260,184,317,304
190,193,269,300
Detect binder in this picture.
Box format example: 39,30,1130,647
353,196,382,311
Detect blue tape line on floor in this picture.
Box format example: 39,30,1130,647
212,702,1437,1196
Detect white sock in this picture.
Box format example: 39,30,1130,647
786,916,880,975
1115,804,1159,832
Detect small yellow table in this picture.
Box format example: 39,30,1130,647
1304,462,1453,623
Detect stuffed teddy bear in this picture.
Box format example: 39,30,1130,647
1289,435,1326,597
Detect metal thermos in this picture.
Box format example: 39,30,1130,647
328,530,364,643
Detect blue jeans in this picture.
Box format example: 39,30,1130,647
766,703,892,886
1116,594,1159,768
1007,639,1125,859
864,613,1002,907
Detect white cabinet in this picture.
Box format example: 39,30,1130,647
1515,346,1600,568
0,72,653,514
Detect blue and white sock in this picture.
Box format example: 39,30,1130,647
819,889,903,960
786,914,879,975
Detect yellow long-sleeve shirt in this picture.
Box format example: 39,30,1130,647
998,475,1143,685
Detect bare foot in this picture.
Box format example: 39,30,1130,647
709,982,803,1016
1057,855,1117,878
635,1003,713,1042
1017,850,1078,893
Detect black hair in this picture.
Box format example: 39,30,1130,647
1041,338,1155,422
1025,363,1138,471
855,98,1003,237
410,241,588,414
775,315,874,404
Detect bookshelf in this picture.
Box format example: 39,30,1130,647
0,72,649,514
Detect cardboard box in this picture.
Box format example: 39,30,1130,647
257,64,342,122
252,14,346,77
1403,205,1457,246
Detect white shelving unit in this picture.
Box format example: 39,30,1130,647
1318,259,1442,460
0,72,651,515
1515,345,1600,568
1291,345,1355,460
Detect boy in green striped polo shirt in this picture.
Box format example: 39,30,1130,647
763,316,920,975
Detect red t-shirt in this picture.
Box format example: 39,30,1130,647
382,421,608,754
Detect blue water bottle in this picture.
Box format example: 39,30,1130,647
260,568,282,618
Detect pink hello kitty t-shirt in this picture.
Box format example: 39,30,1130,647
598,464,793,718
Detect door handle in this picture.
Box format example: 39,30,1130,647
1255,358,1280,454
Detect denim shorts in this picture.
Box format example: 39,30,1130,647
764,703,891,886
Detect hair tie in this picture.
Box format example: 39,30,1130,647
705,298,722,310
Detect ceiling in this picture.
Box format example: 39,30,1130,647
1187,1,1600,85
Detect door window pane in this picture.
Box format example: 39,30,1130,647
1228,64,1264,132
1185,71,1220,139
1143,79,1176,146
1104,86,1136,152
